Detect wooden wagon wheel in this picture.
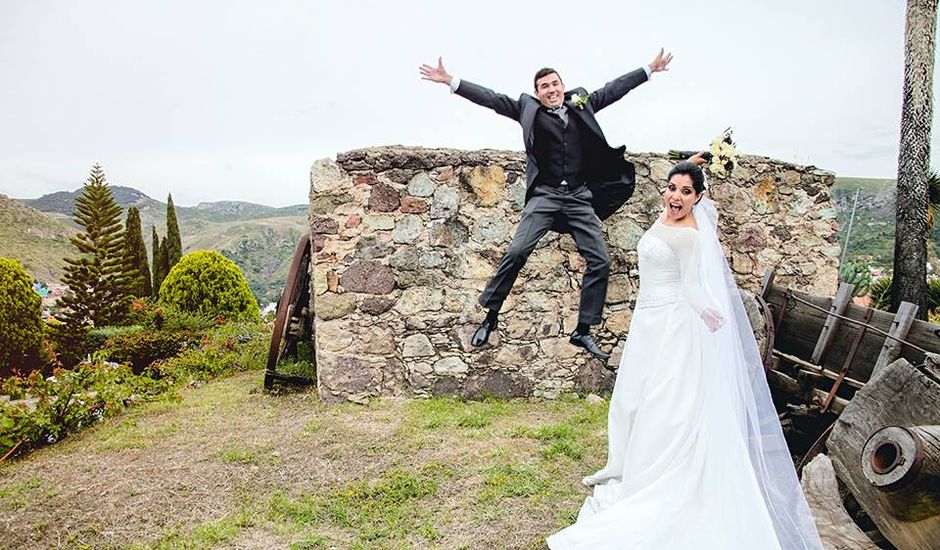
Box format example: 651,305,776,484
264,233,316,390
755,293,777,371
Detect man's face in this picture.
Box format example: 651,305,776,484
535,72,565,108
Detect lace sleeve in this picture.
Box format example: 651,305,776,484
653,224,723,331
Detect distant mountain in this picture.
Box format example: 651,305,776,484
8,186,309,304
23,186,307,224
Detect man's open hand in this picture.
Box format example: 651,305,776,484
419,57,453,86
648,49,673,73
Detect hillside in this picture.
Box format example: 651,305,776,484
0,195,74,282
6,187,309,304
832,177,940,269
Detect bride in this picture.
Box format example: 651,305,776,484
547,161,822,549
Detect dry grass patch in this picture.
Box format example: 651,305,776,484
0,370,610,549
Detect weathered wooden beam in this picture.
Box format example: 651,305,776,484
811,282,855,364
829,357,940,550
861,425,940,522
773,350,865,389
760,268,776,300
873,301,919,376
766,369,849,414
763,284,939,383
801,454,880,549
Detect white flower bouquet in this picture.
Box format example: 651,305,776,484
668,128,738,177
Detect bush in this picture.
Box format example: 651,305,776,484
929,278,940,314
868,276,940,314
0,362,171,458
46,318,93,369
869,277,893,311
0,321,270,460
102,328,202,373
159,251,260,322
839,261,871,297
153,321,269,382
0,258,43,373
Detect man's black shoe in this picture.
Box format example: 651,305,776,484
471,319,497,347
569,332,610,359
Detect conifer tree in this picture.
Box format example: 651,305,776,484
58,164,130,327
121,206,152,297
151,226,162,295
166,193,183,269
158,237,170,297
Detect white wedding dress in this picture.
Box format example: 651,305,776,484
548,199,822,549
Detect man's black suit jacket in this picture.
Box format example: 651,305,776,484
454,68,648,229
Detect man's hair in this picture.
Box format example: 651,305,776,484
667,161,707,194
533,67,562,90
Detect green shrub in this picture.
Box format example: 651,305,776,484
869,276,893,311
0,321,269,461
0,258,43,373
153,322,269,382
928,278,940,314
0,362,170,457
839,261,872,297
45,318,91,369
159,251,260,321
101,327,202,373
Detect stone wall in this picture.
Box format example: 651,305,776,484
308,146,839,404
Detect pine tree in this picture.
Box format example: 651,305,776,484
166,193,182,269
152,226,164,296
121,206,152,298
58,164,130,327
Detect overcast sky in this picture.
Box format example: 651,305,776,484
0,0,937,207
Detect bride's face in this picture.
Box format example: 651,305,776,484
663,174,700,222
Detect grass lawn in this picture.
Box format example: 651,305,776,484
0,369,609,549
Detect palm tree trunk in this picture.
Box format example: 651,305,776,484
892,0,937,320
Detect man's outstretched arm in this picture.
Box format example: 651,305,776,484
589,48,673,112
419,56,521,121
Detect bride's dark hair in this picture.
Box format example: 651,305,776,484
667,161,706,194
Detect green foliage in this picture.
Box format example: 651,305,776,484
834,177,940,270
869,276,893,311
0,320,269,460
151,226,164,296
101,327,202,373
159,250,260,321
45,318,91,369
166,194,183,269
928,170,940,232
0,258,43,372
121,207,152,298
58,164,132,328
158,237,170,291
928,278,940,313
153,321,269,382
867,276,940,314
0,362,171,458
838,261,872,297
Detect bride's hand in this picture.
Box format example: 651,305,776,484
701,308,725,332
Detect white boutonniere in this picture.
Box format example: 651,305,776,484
570,93,589,110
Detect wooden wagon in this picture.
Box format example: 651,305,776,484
759,268,940,549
